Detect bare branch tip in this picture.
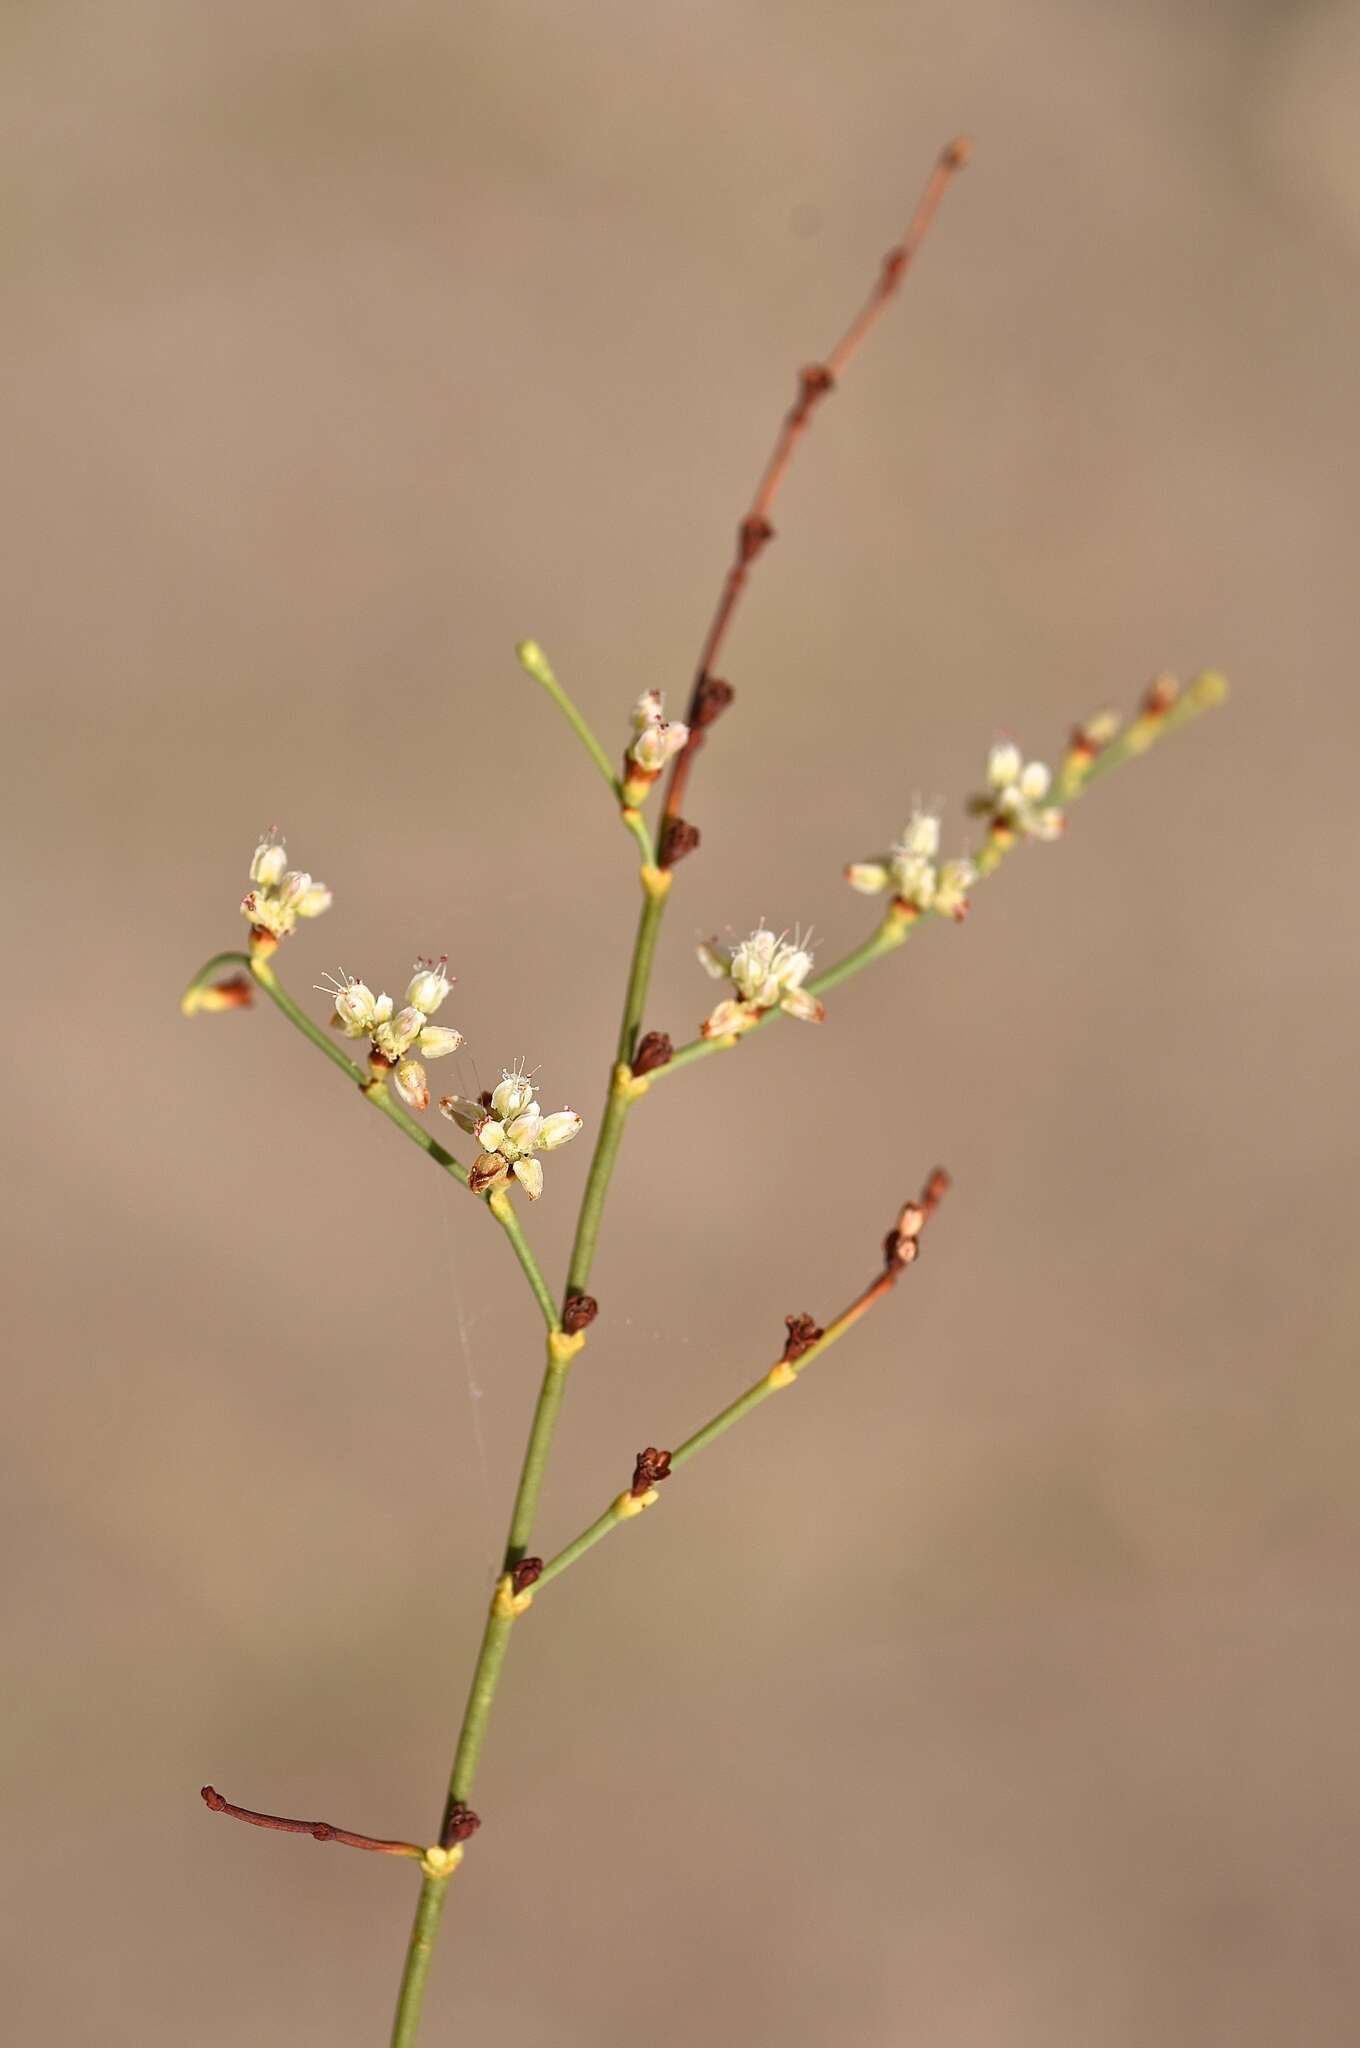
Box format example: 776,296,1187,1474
941,136,973,171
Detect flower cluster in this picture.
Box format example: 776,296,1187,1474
845,808,976,921
622,691,689,803
696,926,824,1039
241,831,332,941
318,958,463,1110
972,742,1063,841
439,1068,583,1200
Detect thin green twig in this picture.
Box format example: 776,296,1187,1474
516,639,621,798
537,1209,934,1592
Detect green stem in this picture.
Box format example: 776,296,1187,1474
616,873,671,1065
390,1875,452,2048
563,869,671,1299
536,1267,898,1592
516,639,621,798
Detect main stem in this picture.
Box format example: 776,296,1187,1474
390,866,672,2041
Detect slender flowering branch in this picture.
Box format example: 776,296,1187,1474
659,136,973,839
648,670,1229,1082
536,1172,950,1591
181,947,560,1331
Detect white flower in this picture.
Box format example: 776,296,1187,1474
373,1005,425,1061
932,858,976,921
624,690,689,792
986,742,1022,790
406,956,453,1014
241,831,332,940
843,809,974,919
697,925,824,1038
438,1065,583,1200
319,973,381,1037
249,835,288,889
980,742,1062,839
316,958,463,1108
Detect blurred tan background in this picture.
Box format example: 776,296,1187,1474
4,2,1358,2042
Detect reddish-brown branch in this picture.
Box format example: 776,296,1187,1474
200,1785,428,1860
659,137,971,845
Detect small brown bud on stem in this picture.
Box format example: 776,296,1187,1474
782,1312,825,1363
631,1446,673,1496
562,1293,598,1334
692,675,735,729
631,1031,674,1077
659,817,701,868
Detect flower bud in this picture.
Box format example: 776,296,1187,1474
1018,760,1051,803
629,720,688,773
406,957,453,1013
418,1025,463,1059
250,838,287,888
394,1059,430,1111
328,976,378,1035
511,1157,544,1201
844,861,890,894
632,689,665,731
987,741,1022,789
469,1151,510,1194
538,1109,583,1150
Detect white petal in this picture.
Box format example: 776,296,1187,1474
780,987,825,1024
418,1025,463,1059
845,861,890,895
987,742,1022,789
538,1110,583,1150
393,1059,429,1110
505,1111,544,1152
701,999,752,1040
511,1156,544,1201
297,883,332,918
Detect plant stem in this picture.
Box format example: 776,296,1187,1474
659,138,972,832
563,867,671,1299
390,1318,583,2044
516,639,622,797
391,1876,452,2048
183,948,561,1329
536,1261,910,1593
